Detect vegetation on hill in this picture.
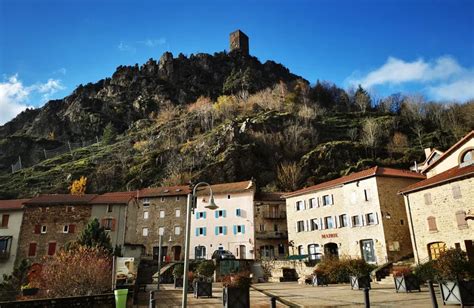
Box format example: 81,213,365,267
0,51,472,198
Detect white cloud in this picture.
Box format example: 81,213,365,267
53,67,67,75
118,38,167,52
118,41,136,52
348,56,474,102
137,38,167,47
0,74,64,125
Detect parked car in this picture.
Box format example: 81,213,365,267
211,250,236,260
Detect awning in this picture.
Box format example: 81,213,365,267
287,254,308,260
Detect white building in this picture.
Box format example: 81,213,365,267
189,180,256,260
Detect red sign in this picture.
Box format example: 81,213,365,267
321,233,338,239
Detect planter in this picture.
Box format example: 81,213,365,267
350,275,371,290
439,280,474,306
174,277,183,288
194,280,212,298
394,275,420,293
22,288,39,296
223,286,250,308
312,275,329,286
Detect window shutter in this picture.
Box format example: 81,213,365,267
48,242,56,256
303,200,307,210
331,195,334,205
215,226,218,235
334,216,338,228
203,212,206,219
317,197,320,207
195,228,199,236
111,219,116,231
224,226,227,235
456,211,468,229
203,227,206,236
34,224,41,234
320,218,325,230
28,243,37,256
427,216,437,231
375,213,379,225
1,214,9,227
196,212,199,219
233,225,237,235
69,224,75,233
215,211,219,218
361,215,365,226
242,225,245,234
223,210,227,218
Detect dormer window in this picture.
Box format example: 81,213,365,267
460,149,473,167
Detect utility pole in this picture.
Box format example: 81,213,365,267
157,235,163,290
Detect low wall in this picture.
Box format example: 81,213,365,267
259,260,315,282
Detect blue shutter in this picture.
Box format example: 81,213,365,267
233,225,237,235
203,227,207,236
215,211,218,218
236,209,240,216
196,212,199,219
242,225,245,234
203,212,206,219
215,226,219,235
224,226,227,235
195,228,199,236
223,210,227,218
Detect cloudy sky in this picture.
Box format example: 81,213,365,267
0,0,473,125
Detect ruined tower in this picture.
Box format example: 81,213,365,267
229,30,249,55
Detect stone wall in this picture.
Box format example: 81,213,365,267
260,260,314,282
254,200,288,259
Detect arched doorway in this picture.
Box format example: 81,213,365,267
428,242,446,260
172,246,181,261
324,243,339,259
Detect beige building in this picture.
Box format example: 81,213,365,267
400,130,474,263
134,185,189,261
0,199,28,280
254,192,288,259
284,167,425,264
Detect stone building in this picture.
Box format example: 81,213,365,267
190,180,256,260
399,130,474,263
229,30,249,55
284,167,425,264
0,199,29,280
254,192,288,259
17,194,97,264
133,185,190,261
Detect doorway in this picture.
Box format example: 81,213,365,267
324,243,339,259
239,245,246,259
360,239,376,263
466,240,474,264
153,246,168,261
172,246,181,261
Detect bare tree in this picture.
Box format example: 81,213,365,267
348,127,358,142
277,161,303,192
360,118,383,158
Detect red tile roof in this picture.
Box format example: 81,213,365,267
24,194,98,205
89,191,137,204
0,199,29,211
283,166,425,198
138,185,190,198
399,164,474,194
422,130,474,173
195,180,255,196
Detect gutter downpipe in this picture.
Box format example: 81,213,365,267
403,193,420,264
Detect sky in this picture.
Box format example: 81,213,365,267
1,0,473,124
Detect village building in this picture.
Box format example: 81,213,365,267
134,185,189,262
284,167,425,264
399,130,474,263
190,180,256,260
0,199,29,280
254,192,288,259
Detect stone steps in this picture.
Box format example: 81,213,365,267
376,274,394,285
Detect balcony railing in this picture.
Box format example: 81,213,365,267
255,230,288,240
262,211,287,219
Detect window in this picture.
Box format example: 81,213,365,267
159,210,165,218
428,242,447,260
308,244,321,260
274,224,278,232
41,225,47,234
175,209,181,217
456,211,468,229
195,246,206,259
196,211,206,219
260,245,275,258
452,184,462,199
364,189,371,201
278,244,285,255
142,228,149,236
236,209,241,217
339,214,348,228
227,195,231,199
176,196,180,201
310,218,319,231
47,242,56,256
234,225,245,234
107,205,113,213
158,227,164,235
0,237,11,258
174,226,181,235
297,220,305,232
63,225,69,233
322,195,333,206
427,216,437,231
143,198,150,206
309,198,317,208
324,216,334,229
28,243,37,257
144,211,149,219
215,226,227,235
297,245,304,255
1,214,9,228
103,218,114,231
259,224,265,232
424,193,432,205
296,201,304,211
352,215,361,227
216,210,226,218
460,149,473,165
160,197,165,202
196,227,206,236
366,213,376,225
400,219,404,225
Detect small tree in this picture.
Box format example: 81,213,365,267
77,218,113,253
277,162,302,192
102,122,117,145
69,176,87,195
0,259,30,301
354,85,371,113
360,118,383,159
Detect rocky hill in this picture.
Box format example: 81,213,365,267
0,50,472,198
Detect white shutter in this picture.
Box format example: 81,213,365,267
334,215,338,228
375,212,379,224
330,194,334,205
317,197,320,207
303,200,307,210
361,214,365,226
320,218,325,230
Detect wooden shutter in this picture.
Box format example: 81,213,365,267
69,224,76,233
1,214,9,227
456,211,468,229
28,243,37,256
34,224,41,234
111,219,116,231
427,216,437,231
48,242,56,256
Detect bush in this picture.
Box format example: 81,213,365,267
196,260,215,279
222,271,251,289
434,248,474,280
315,256,375,283
413,261,438,282
347,258,376,277
392,266,413,277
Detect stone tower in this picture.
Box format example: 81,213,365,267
229,30,249,55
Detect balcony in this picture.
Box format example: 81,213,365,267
256,230,288,240
262,211,287,219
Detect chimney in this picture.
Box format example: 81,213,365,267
424,148,432,159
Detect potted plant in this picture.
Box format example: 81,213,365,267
222,271,251,308
393,266,421,293
348,259,373,290
312,268,328,286
21,283,39,296
173,263,184,288
194,260,215,298
435,248,474,306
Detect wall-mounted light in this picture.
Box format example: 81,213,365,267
385,212,392,219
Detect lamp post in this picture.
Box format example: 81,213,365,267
156,234,163,290
182,182,218,308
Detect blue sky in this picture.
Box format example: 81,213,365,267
1,0,473,124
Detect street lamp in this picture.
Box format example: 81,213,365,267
182,182,218,308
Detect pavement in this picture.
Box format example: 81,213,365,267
137,281,439,307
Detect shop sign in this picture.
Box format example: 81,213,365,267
321,233,338,239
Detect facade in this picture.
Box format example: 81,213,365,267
254,192,288,259
133,186,189,261
400,130,474,263
17,194,97,264
190,180,256,260
284,167,425,264
229,30,249,55
0,199,28,280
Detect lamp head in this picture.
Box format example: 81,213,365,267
205,195,218,210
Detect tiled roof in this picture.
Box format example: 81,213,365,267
283,166,425,198
254,192,285,202
0,199,29,211
196,180,254,196
422,130,474,173
138,185,190,198
89,191,137,204
399,164,474,194
24,194,98,205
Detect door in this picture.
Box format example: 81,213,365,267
466,240,474,264
324,243,339,259
360,239,376,263
172,246,181,261
239,245,246,259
